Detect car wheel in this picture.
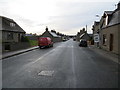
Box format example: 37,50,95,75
39,46,42,49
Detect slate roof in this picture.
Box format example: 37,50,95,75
104,11,113,15
49,32,61,37
80,33,85,38
108,10,120,26
79,33,91,40
0,16,25,33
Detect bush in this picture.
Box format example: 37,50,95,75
21,36,29,42
29,40,38,46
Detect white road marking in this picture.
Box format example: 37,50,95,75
38,70,54,76
71,45,77,88
30,48,56,64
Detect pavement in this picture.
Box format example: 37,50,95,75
88,45,119,64
2,46,39,59
2,39,118,88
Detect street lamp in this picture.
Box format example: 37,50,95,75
95,15,100,17
95,15,100,21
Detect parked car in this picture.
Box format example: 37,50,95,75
62,38,67,41
73,38,76,41
79,39,88,47
38,37,53,48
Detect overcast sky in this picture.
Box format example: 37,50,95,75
0,0,119,35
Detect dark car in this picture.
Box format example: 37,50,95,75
79,39,88,47
73,38,76,41
62,38,67,42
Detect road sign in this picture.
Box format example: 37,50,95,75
94,34,99,42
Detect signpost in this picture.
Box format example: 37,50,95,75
94,34,99,43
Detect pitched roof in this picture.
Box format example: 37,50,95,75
49,32,59,37
108,10,120,26
104,11,113,15
80,33,90,38
41,30,61,38
0,16,25,33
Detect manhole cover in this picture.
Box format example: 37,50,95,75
38,71,54,76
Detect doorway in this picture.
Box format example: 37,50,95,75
109,34,114,51
5,44,10,51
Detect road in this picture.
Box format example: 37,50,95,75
2,39,118,88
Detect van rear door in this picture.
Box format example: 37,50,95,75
39,38,47,46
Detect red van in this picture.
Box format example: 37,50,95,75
38,37,53,48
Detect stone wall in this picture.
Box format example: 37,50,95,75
2,42,31,53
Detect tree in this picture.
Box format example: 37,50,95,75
51,30,56,33
82,28,85,31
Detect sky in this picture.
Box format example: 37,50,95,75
0,0,119,35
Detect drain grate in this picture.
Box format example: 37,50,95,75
38,70,54,76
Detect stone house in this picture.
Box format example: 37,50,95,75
0,16,29,52
80,33,91,41
95,2,120,55
79,32,92,45
40,27,62,43
76,28,86,41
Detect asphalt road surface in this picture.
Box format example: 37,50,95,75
2,39,118,88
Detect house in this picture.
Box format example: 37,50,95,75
79,32,92,45
0,16,30,52
40,27,62,43
95,2,120,54
76,28,86,41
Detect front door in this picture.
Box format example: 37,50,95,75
18,34,20,42
109,34,114,51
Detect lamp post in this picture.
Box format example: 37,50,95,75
95,14,100,48
95,15,100,21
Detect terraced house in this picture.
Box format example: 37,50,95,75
0,16,28,52
93,2,120,55
40,27,62,43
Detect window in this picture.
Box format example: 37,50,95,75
10,23,15,27
103,34,107,45
7,32,13,40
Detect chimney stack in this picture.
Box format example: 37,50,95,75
45,26,48,31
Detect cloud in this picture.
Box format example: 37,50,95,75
46,1,117,34
0,0,119,35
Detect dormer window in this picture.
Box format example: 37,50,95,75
10,23,15,27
